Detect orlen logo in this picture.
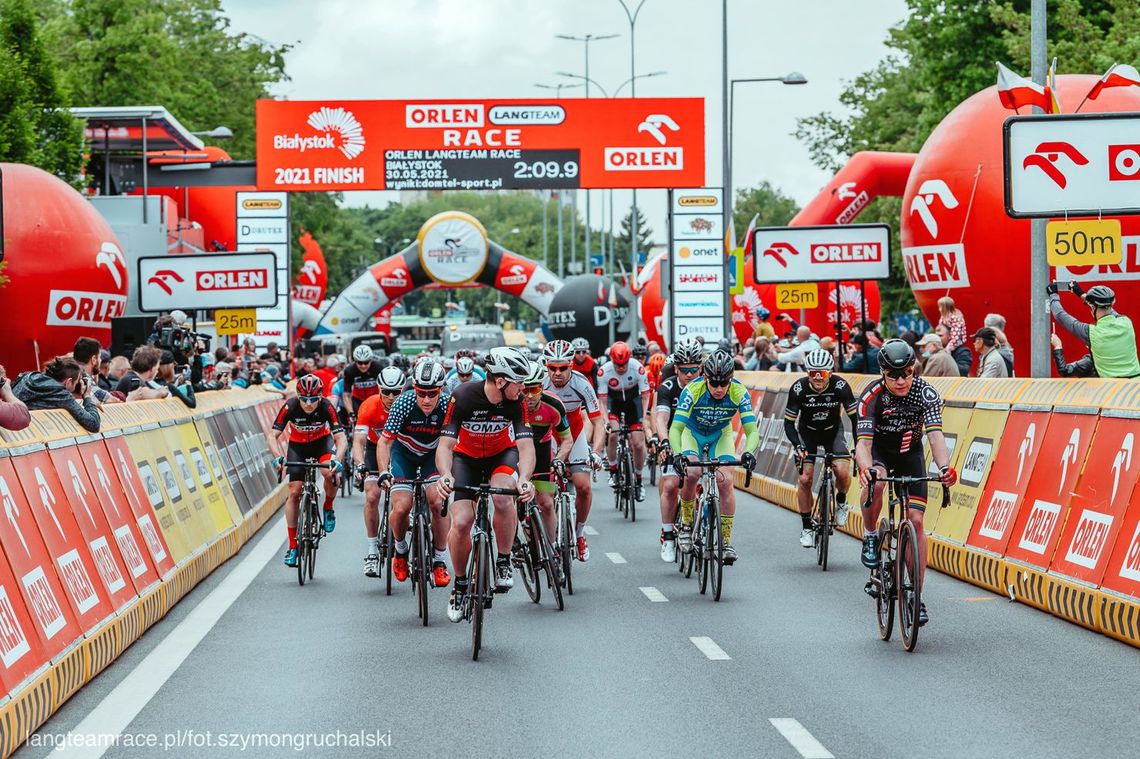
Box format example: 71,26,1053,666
95,241,126,289
1022,141,1089,189
147,270,184,296
300,259,323,284
1018,499,1061,554
604,113,683,171
809,242,881,264
909,179,959,238
405,104,484,128
196,270,269,290
1064,509,1114,570
380,267,410,289
499,264,528,287
46,291,126,329
761,242,800,268
1108,144,1140,181
1118,522,1140,582
274,106,365,160
978,489,1018,540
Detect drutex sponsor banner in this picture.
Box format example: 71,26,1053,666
1004,112,1140,218
967,411,1049,555
669,188,726,346
257,98,705,191
752,224,891,283
137,252,278,312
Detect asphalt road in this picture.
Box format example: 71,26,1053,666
16,479,1140,759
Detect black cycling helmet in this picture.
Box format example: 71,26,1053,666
702,351,736,382
1086,285,1116,308
877,338,917,371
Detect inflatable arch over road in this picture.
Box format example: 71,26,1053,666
315,211,564,335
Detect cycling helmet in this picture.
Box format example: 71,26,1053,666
610,341,631,365
296,375,323,398
673,338,704,365
542,339,574,364
702,351,736,382
804,349,835,372
456,356,475,374
524,360,546,386
352,345,373,363
1086,285,1116,308
877,338,917,371
411,359,446,389
758,307,771,319
571,337,590,353
486,346,531,381
378,365,406,390
390,354,410,370
632,344,648,360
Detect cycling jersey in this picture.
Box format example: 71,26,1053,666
573,354,598,391
544,370,601,439
669,378,760,457
856,377,944,454
441,380,531,458
354,393,392,445
381,389,451,456
273,397,343,444
444,366,486,392
654,376,688,429
783,375,858,448
342,360,383,402
597,358,650,404
528,392,571,444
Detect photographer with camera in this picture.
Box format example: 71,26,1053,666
1047,281,1140,379
115,346,172,402
12,356,101,432
151,312,210,391
154,351,196,408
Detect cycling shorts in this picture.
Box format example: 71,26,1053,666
871,441,928,511
286,438,333,482
391,445,439,494
566,427,592,476
606,396,644,429
800,427,851,462
452,449,519,497
533,437,553,480
679,426,736,463
363,441,380,483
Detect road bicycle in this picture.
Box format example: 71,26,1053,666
406,469,436,625
862,469,949,653
646,436,659,487
555,460,584,595
800,451,842,571
514,475,566,611
281,459,333,587
677,448,752,602
611,415,637,522
453,483,519,661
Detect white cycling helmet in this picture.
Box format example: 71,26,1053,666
456,356,475,374
542,339,574,364
411,359,446,388
524,360,546,386
378,366,406,390
486,346,531,382
673,338,704,365
571,337,590,353
804,349,835,372
352,344,374,363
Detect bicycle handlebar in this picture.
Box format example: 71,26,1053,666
862,468,951,509
676,457,753,488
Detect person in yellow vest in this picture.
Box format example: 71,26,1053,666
1047,283,1140,379
753,307,776,340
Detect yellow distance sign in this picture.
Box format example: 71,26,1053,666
1046,219,1123,266
775,283,818,310
215,308,258,335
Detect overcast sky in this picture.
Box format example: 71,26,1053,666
223,0,908,250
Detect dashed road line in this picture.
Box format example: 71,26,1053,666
606,552,627,564
769,718,834,759
689,636,730,660
639,586,668,602
584,525,599,536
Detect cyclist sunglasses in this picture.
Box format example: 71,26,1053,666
299,395,322,403
884,368,915,381
808,370,830,381
523,385,544,396
546,363,571,372
458,372,472,379
414,388,441,398
707,379,731,388
574,350,589,355
381,388,403,396
678,365,701,375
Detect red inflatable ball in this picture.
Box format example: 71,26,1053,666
900,74,1140,373
1,163,128,372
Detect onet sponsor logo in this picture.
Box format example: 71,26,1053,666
809,242,882,264
196,270,269,291
1018,499,1061,554
677,246,719,260
274,107,365,160
1108,144,1140,181
761,242,800,268
1064,509,1113,570
1022,141,1088,189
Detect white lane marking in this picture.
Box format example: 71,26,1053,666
584,525,599,535
606,552,627,564
689,636,731,660
61,517,285,759
769,718,835,759
639,586,668,602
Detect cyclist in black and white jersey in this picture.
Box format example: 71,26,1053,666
784,349,858,548
855,339,957,626
598,340,650,501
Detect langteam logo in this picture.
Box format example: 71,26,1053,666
273,106,365,160
1022,141,1088,189
959,438,994,487
241,198,283,211
678,195,718,207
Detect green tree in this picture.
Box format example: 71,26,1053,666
0,0,83,179
612,206,654,272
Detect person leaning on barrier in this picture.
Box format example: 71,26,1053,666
1047,283,1140,379
72,336,120,406
0,364,30,431
12,356,100,432
1050,333,1097,378
115,346,172,401
153,351,196,408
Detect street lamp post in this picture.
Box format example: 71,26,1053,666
619,0,648,346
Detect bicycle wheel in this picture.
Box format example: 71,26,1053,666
875,521,894,641
626,447,637,523
696,505,709,595
558,495,575,595
534,513,564,611
898,520,922,652
816,480,831,571
296,494,310,587
416,511,430,625
710,496,724,602
307,498,320,581
470,535,487,661
519,518,541,604
382,494,394,596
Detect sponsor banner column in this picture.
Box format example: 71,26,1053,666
236,191,291,351
669,189,726,345
205,415,254,515
102,436,177,576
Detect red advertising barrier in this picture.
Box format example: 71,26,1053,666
1102,488,1140,599
989,413,1098,569
967,410,1051,555
9,452,115,632
0,539,44,697
102,436,176,578
1048,417,1140,584
0,458,82,660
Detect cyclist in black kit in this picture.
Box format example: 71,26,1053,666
855,339,957,626
784,349,858,548
341,345,384,418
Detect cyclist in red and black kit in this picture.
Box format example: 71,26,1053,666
571,337,598,393
271,374,348,568
436,347,535,623
341,345,384,418
522,360,572,544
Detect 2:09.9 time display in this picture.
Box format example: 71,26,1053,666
513,158,579,180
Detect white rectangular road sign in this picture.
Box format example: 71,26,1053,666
751,224,891,282
137,253,279,312
1004,113,1140,218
